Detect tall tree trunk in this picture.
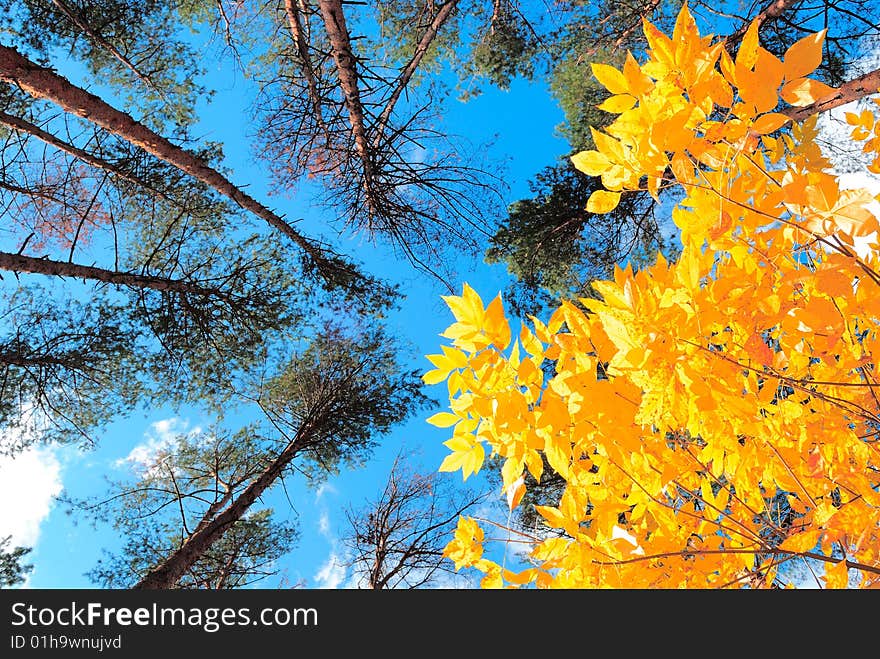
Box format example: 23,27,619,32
316,0,377,207
133,419,319,589
0,45,332,276
0,250,234,298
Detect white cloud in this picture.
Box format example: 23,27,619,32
315,482,336,502
0,445,62,548
318,511,331,537
116,417,201,472
313,552,347,589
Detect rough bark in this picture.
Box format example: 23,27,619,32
316,0,376,202
782,67,880,123
0,250,230,298
0,45,329,271
373,0,458,148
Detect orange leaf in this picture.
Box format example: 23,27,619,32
823,559,850,589
736,20,760,71
779,530,822,553
781,78,836,106
643,18,674,66
783,30,826,80
751,112,790,135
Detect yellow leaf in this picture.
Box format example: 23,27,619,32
438,451,466,473
439,345,468,369
503,567,537,586
597,94,637,113
544,433,571,480
779,530,822,553
643,17,674,66
736,19,760,71
586,189,621,214
484,294,511,350
781,78,836,106
426,412,461,428
504,476,526,510
823,559,849,589
783,30,826,80
670,152,695,184
422,368,448,385
705,73,733,108
443,516,484,570
519,325,544,360
480,568,504,589
700,479,716,512
571,149,611,176
623,52,653,97
534,505,566,529
524,448,543,483
590,127,626,161
739,52,782,114
591,63,629,95
532,537,570,562
441,282,485,326
751,112,790,135
672,4,699,65
501,456,523,491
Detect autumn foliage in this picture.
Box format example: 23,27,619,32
426,7,880,588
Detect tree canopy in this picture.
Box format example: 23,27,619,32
430,6,880,588
0,0,878,590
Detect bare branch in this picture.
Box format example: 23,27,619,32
284,0,332,144
0,110,171,202
373,0,459,148
49,0,168,99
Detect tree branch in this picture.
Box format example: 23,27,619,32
0,110,173,201
724,0,803,51
49,0,167,99
0,250,232,298
0,45,336,279
315,0,376,206
284,0,331,144
373,0,458,148
782,67,880,123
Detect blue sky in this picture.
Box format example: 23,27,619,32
0,26,571,588
2,6,879,590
